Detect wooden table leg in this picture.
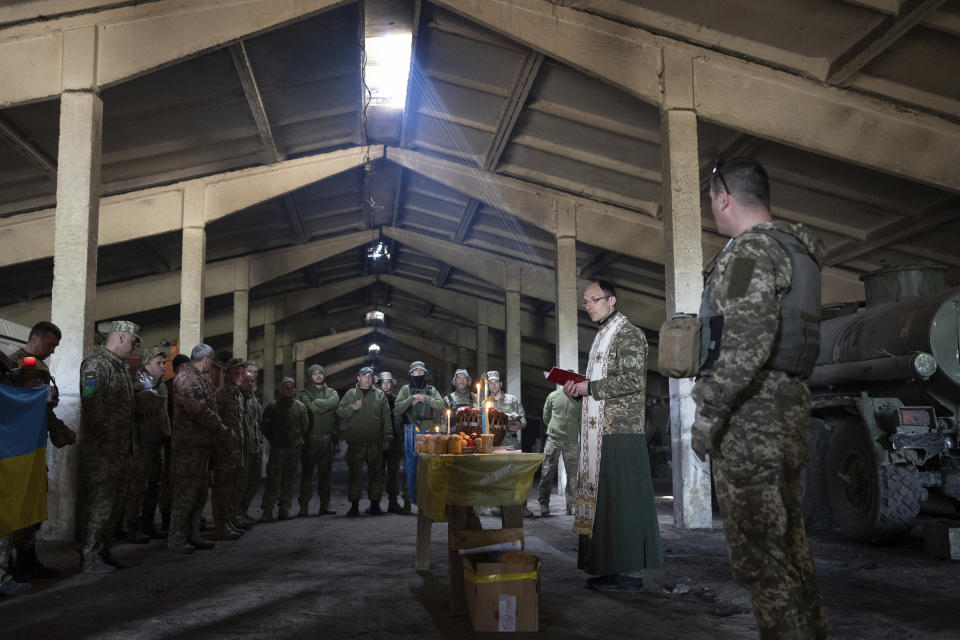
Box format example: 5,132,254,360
501,504,523,529
415,511,432,571
448,505,472,616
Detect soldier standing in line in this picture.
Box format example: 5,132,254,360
486,371,526,450
376,371,406,514
443,369,477,410
213,358,247,540
168,344,226,555
260,377,308,522
692,158,828,638
78,320,140,573
394,361,444,431
236,363,263,525
298,364,339,517
122,345,171,542
3,322,77,588
336,366,392,517
539,386,581,517
159,353,191,535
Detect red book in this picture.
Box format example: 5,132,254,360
544,367,586,385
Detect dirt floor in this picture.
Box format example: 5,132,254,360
2,453,959,639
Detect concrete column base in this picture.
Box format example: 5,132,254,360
670,377,712,529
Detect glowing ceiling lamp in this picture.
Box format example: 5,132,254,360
364,32,412,109
368,343,381,353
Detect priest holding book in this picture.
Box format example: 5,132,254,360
563,280,663,593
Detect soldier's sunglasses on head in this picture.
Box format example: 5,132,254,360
712,164,731,195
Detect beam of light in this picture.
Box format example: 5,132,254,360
365,33,413,109
404,56,554,294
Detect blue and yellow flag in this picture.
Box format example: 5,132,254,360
0,385,48,537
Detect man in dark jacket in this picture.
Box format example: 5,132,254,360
260,377,308,522
298,364,339,516
336,367,392,517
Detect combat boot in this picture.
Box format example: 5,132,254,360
231,516,253,530
168,543,195,555
187,538,215,551
278,509,292,521
14,546,59,580
346,501,360,517
81,553,116,574
213,523,242,541
260,510,275,523
297,505,310,518
0,579,32,596
100,549,130,569
387,498,402,514
317,503,335,516
368,501,384,516
539,502,551,517
401,498,412,514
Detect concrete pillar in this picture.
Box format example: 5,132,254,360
456,326,472,374
295,359,305,390
282,343,294,380
263,305,277,405
476,307,489,376
661,48,711,530
555,202,579,372
45,60,103,539
232,259,250,360
505,268,522,400
179,184,206,351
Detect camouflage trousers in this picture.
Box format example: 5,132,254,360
299,436,335,511
237,450,262,517
212,429,243,526
262,446,300,514
123,441,166,531
80,452,130,557
539,436,578,509
712,373,828,640
346,442,384,503
383,437,407,501
0,521,42,584
168,445,213,548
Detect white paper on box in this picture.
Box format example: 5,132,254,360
498,594,517,632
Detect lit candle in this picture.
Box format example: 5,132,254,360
446,408,451,435
483,379,487,403
483,400,491,435
476,383,481,409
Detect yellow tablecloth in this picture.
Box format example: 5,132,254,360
416,452,545,522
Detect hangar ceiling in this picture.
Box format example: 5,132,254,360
0,0,958,404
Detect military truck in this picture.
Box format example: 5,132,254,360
802,264,960,542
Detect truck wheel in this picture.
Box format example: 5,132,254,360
826,419,921,542
800,418,834,532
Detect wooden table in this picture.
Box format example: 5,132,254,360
413,451,544,615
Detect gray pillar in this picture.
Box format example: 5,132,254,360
46,86,103,540
555,203,579,372
232,259,250,360
476,307,489,376
282,343,294,380
295,359,305,391
661,48,711,529
263,305,277,405
179,184,206,351
457,326,472,374
505,274,522,400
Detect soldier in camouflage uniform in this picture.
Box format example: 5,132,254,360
4,322,76,586
168,344,226,554
564,281,662,593
692,158,827,639
260,377,309,522
78,320,140,573
336,366,392,517
237,363,263,524
376,371,406,513
122,345,171,543
539,387,581,517
443,369,477,410
298,364,339,516
486,371,526,450
394,361,445,430
212,358,247,539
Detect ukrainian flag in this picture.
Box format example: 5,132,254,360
0,385,48,537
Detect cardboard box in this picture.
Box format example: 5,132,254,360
462,555,540,632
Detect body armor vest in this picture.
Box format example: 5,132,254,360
405,385,438,422
699,228,820,378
